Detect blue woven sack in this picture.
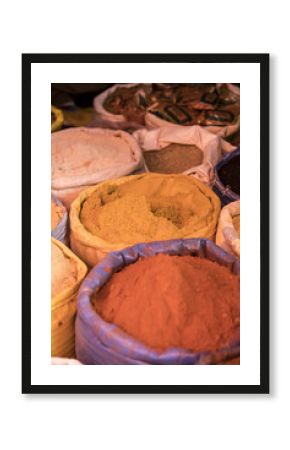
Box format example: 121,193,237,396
51,195,68,244
213,148,240,206
76,238,240,365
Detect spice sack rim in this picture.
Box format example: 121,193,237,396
214,147,240,203
51,237,88,309
93,83,149,129
51,126,145,191
133,124,223,185
76,238,240,365
93,83,240,137
69,173,221,251
216,200,240,258
51,194,68,244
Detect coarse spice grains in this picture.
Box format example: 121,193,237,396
80,175,220,244
92,254,240,353
218,154,240,195
143,143,204,174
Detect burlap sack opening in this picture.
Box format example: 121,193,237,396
51,238,87,358
76,238,240,365
51,195,68,245
133,125,222,185
69,173,221,267
51,127,145,208
216,200,240,258
93,83,240,137
213,148,240,206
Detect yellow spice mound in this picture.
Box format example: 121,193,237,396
80,175,219,244
51,243,78,297
51,200,64,230
233,214,240,238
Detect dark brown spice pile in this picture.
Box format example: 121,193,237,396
143,143,203,174
218,154,240,195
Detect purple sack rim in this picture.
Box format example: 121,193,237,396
213,148,240,206
76,238,240,365
51,194,68,244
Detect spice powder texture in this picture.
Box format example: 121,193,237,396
92,254,240,352
143,143,203,174
80,175,219,244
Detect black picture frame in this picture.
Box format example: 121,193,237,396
22,53,269,394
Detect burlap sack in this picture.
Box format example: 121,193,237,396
133,125,222,185
76,238,240,365
93,83,148,130
213,148,240,206
51,127,145,208
51,238,88,357
69,173,221,267
216,200,240,258
94,83,240,137
51,195,68,244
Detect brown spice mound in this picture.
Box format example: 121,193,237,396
218,154,240,195
232,214,240,238
92,254,240,353
144,143,203,174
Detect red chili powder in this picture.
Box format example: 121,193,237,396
92,254,240,353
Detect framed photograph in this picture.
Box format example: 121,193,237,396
22,53,269,394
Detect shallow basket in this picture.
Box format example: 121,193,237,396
75,238,240,365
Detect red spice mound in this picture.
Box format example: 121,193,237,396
92,254,240,353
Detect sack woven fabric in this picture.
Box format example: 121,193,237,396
133,125,222,185
75,238,240,365
69,173,221,267
93,84,240,137
51,195,68,244
213,148,240,206
93,83,148,130
51,127,145,208
216,200,240,258
51,238,88,358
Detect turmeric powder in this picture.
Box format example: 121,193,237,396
80,174,220,244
